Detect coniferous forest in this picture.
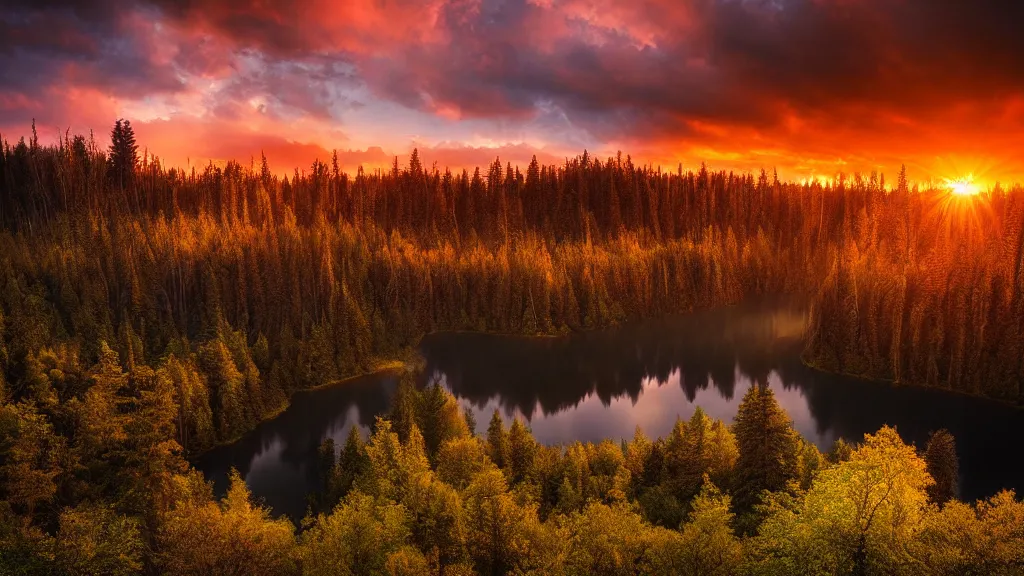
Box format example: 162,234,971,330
0,121,1023,575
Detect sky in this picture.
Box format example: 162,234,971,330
2,0,1024,184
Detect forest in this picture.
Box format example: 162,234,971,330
0,120,1022,574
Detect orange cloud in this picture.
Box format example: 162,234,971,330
2,0,1023,185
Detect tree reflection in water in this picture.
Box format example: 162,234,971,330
200,302,1024,521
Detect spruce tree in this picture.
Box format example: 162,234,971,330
107,118,138,190
486,410,509,469
507,418,537,484
417,382,448,457
924,429,958,505
389,375,418,443
463,406,477,436
315,438,338,512
732,385,800,525
897,164,908,194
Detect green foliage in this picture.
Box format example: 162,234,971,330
198,338,248,441
0,402,62,520
54,504,143,576
0,502,53,576
797,438,824,491
677,479,743,575
745,426,933,576
462,406,477,436
486,410,510,470
436,436,490,490
403,469,468,567
161,356,212,456
646,478,742,576
562,501,655,575
358,418,413,501
322,424,368,508
914,490,1024,575
828,438,854,464
158,469,297,576
384,546,431,576
389,376,419,444
507,418,538,485
661,409,738,520
462,467,558,575
417,382,470,461
299,491,410,576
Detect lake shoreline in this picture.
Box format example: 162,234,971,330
189,358,414,459
799,354,1024,410
196,302,1024,519
192,300,1019,462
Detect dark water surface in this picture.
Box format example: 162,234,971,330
197,304,1024,521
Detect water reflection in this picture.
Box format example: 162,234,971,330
420,305,810,420
196,374,397,519
198,302,1024,522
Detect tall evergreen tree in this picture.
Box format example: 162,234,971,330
389,375,418,443
486,410,509,470
463,407,477,437
897,164,908,194
337,424,367,501
507,418,537,484
107,119,138,191
732,385,800,528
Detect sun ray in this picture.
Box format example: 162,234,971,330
945,174,980,196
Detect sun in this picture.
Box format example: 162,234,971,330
945,175,980,196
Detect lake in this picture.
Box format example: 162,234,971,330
196,303,1024,522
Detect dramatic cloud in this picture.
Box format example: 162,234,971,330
2,0,1023,182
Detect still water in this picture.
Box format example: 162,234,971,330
196,304,1024,521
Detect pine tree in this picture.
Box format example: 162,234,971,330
409,148,422,176
389,375,419,443
463,406,477,436
198,338,247,441
486,410,509,470
317,437,337,500
337,424,366,501
732,385,800,528
107,119,138,191
897,164,908,194
0,402,62,520
507,418,537,484
924,429,958,505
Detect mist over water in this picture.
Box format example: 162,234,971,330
198,303,1024,521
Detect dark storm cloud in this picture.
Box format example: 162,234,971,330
0,0,184,99
169,0,1014,144
2,0,1023,168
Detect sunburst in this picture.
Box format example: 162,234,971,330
945,174,980,197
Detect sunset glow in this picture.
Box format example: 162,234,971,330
946,175,981,196
2,1,1024,182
